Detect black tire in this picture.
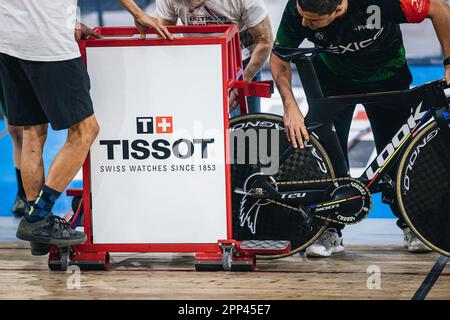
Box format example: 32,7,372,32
195,264,225,272
70,196,84,227
71,196,81,214
397,121,450,256
48,263,63,271
60,252,70,271
230,113,335,259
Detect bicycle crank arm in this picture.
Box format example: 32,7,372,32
269,178,373,225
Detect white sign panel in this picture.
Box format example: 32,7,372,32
86,45,227,244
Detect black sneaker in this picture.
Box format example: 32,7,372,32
16,215,87,246
30,242,51,256
12,195,29,217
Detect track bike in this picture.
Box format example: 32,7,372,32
230,47,450,259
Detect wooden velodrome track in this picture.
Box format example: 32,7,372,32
0,242,448,300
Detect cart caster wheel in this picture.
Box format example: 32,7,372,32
48,262,63,271
222,250,232,271
58,246,71,271
60,251,70,271
220,244,234,271
48,246,72,271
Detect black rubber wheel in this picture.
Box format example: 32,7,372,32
78,264,109,271
222,250,232,271
71,197,81,214
230,113,335,259
60,251,70,271
48,263,63,271
397,121,450,256
195,264,225,272
70,196,84,227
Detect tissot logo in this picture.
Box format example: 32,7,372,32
100,116,215,161
136,116,173,134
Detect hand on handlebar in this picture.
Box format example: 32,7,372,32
284,103,309,149
134,14,174,40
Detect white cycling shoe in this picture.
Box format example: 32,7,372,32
306,228,345,257
403,227,433,253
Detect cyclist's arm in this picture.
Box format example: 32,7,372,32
270,54,296,115
244,16,274,82
270,53,309,149
271,1,309,149
428,0,450,84
117,0,173,39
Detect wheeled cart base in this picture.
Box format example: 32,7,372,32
195,240,291,272
49,191,290,272
48,246,110,271
47,241,290,272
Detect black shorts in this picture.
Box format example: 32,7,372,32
0,75,6,118
0,53,94,130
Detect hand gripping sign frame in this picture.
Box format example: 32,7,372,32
49,25,289,271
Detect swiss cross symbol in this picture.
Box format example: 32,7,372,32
156,117,173,134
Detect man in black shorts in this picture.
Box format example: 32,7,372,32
270,0,450,256
0,0,173,254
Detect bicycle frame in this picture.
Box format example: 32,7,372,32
287,50,450,195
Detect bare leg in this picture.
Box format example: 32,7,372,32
6,121,23,170
21,124,48,201
46,115,99,192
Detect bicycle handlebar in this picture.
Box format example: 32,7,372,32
272,46,333,62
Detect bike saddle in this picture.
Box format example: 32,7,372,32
272,46,332,62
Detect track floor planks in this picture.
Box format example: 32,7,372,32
0,243,447,300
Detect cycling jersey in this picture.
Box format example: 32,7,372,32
275,0,430,83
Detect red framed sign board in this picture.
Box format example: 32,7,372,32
50,25,283,271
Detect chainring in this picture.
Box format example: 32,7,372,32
270,177,372,225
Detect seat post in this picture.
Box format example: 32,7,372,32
295,58,324,99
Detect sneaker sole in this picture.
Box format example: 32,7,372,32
408,246,433,254
306,245,345,258
16,233,87,246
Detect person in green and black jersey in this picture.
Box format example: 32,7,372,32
270,0,450,257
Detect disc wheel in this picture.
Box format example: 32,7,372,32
397,122,450,256
230,113,335,259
